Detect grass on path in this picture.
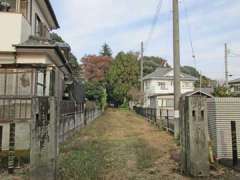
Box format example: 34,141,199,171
58,109,240,180
58,109,181,180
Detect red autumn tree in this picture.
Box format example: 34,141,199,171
81,55,112,81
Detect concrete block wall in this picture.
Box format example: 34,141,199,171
180,96,209,177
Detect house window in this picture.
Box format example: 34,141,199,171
158,82,167,90
166,99,174,107
145,81,150,89
36,69,54,96
234,85,240,92
183,82,192,88
35,14,42,37
159,98,174,107
37,70,46,96
20,0,29,19
35,14,48,38
0,126,2,151
0,69,34,96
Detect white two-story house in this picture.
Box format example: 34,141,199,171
229,78,240,96
143,67,197,108
0,0,73,159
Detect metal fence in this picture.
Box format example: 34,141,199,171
133,107,156,122
133,106,174,133
0,97,32,123
159,109,174,133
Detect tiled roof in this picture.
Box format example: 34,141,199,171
15,36,72,73
15,36,70,48
143,67,197,81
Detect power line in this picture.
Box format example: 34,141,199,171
145,0,163,51
229,51,240,57
182,0,196,63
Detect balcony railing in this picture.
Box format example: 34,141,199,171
0,0,29,20
0,1,16,12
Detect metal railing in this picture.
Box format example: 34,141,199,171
0,97,32,123
159,109,174,133
133,106,174,133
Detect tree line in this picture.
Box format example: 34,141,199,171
51,32,228,109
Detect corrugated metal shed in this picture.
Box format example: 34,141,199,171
207,98,240,160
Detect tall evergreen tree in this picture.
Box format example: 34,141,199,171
100,43,112,57
106,52,140,106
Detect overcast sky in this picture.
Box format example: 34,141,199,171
51,0,240,80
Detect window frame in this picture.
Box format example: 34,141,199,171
0,126,2,151
19,0,29,20
35,13,42,37
36,68,55,97
158,82,167,90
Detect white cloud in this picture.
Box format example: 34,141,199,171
51,0,240,80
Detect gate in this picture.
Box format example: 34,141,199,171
0,97,32,172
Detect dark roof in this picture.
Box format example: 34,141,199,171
15,36,72,73
181,90,213,98
44,0,60,28
143,67,197,81
195,88,214,95
229,78,240,84
149,93,174,98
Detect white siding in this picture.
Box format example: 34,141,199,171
208,98,240,160
0,13,31,52
143,79,194,107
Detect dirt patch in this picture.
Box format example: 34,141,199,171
57,109,240,180
58,109,188,180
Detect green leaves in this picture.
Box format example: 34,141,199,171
106,52,140,106
84,81,107,108
213,86,232,97
100,43,112,57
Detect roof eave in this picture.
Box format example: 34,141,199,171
143,77,197,81
15,45,72,74
44,0,60,29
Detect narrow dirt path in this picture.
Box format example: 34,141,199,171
58,109,184,180
58,109,240,180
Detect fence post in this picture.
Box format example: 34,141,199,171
180,95,209,177
156,108,163,130
84,109,87,126
30,97,59,180
167,110,169,132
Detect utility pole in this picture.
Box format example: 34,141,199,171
200,71,202,90
141,41,144,92
225,43,229,88
173,0,181,139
